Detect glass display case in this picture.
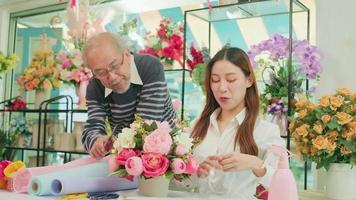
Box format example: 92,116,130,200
183,0,312,189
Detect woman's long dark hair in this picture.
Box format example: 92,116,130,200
191,47,260,156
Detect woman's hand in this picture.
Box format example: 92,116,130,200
219,152,266,177
197,156,222,178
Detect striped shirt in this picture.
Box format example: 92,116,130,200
82,54,176,152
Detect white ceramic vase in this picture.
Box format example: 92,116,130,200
326,163,356,200
138,176,170,197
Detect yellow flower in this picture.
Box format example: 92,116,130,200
313,123,323,134
337,87,352,97
312,136,328,150
302,146,310,154
4,161,25,178
340,146,352,155
298,109,308,118
342,130,355,141
319,95,330,107
321,115,331,124
336,112,353,125
330,95,344,110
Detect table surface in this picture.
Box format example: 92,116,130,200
0,189,330,200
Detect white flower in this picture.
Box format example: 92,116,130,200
114,128,136,152
173,131,193,150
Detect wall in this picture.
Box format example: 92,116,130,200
315,0,356,97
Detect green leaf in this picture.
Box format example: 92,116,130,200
326,118,340,130
110,168,128,177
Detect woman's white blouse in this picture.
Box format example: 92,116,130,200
193,108,285,198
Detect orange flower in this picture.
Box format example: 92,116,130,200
321,115,331,124
337,87,352,97
336,112,352,125
327,131,339,141
310,147,318,156
330,95,344,110
298,109,308,118
313,123,323,134
307,103,316,111
340,146,352,155
295,98,309,110
325,140,336,153
318,95,330,107
295,124,309,138
312,136,328,150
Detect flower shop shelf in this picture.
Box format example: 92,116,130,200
1,95,89,167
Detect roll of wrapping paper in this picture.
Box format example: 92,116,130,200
51,177,138,195
13,156,106,193
29,160,109,196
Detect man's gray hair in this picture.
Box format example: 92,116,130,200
82,32,130,68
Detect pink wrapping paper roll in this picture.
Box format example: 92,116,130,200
12,156,107,193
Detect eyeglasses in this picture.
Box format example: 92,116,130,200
92,53,125,79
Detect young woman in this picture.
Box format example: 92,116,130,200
191,47,285,198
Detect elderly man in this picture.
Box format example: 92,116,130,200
81,32,176,158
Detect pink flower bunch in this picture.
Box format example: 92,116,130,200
187,45,204,72
139,18,184,68
56,50,92,86
109,115,198,181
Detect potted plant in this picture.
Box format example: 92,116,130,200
290,87,356,199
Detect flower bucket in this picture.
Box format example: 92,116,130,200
326,163,356,200
138,176,170,197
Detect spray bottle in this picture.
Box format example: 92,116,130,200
268,145,298,200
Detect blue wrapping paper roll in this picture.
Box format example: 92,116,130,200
29,160,108,196
51,177,138,195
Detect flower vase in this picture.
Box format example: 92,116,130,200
326,163,356,200
272,114,288,136
34,89,50,109
138,176,170,197
75,80,88,109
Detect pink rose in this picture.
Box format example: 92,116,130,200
108,155,119,173
116,148,138,166
171,158,186,174
175,144,189,156
125,156,143,176
184,155,198,175
0,160,12,179
143,129,172,155
142,153,169,177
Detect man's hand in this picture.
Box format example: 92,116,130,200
90,135,110,159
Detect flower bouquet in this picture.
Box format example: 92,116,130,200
0,160,25,191
139,18,184,69
108,115,198,196
186,44,210,92
289,87,356,170
17,49,62,92
248,34,323,135
4,97,27,111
